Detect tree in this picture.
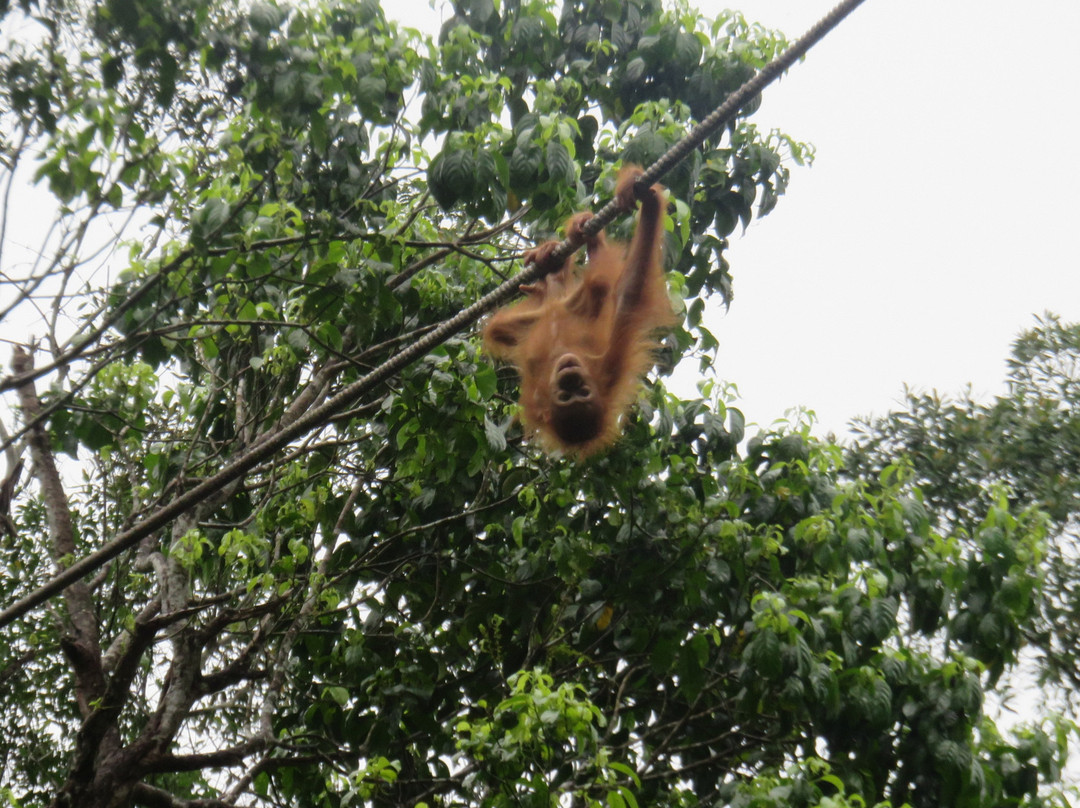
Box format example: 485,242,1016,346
849,313,1080,702
0,0,1071,807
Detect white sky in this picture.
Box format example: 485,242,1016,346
695,0,1080,438
389,0,1080,438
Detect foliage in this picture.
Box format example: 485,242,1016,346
0,1,1072,807
849,313,1080,701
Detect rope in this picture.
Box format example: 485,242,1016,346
0,0,868,630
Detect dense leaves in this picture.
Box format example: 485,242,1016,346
0,1,1073,807
850,314,1080,700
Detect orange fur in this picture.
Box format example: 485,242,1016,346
484,166,676,456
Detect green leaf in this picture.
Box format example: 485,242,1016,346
483,416,507,451
249,2,283,34
545,140,573,185
429,148,476,210
326,686,349,707
624,57,646,85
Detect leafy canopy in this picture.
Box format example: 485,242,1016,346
0,0,1073,807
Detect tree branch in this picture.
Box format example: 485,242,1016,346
12,346,105,715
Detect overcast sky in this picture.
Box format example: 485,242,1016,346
390,0,1080,438
694,0,1080,437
